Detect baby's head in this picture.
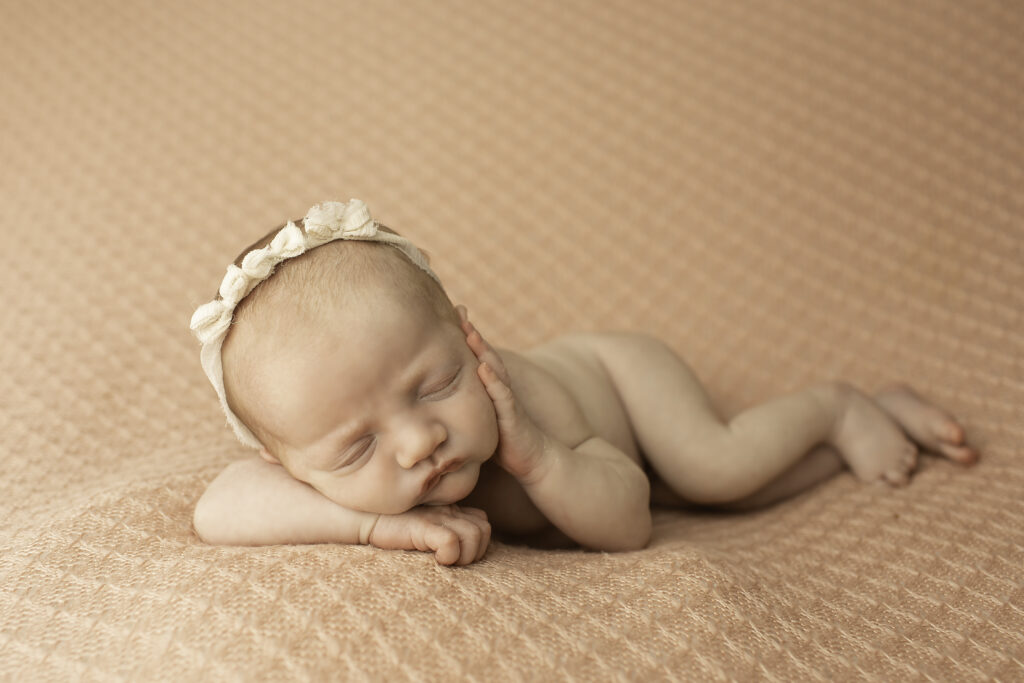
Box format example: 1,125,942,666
192,201,499,515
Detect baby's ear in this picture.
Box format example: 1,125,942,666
259,447,282,466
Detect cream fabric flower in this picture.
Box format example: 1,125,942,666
189,197,442,450
189,300,232,345
240,246,278,280
304,199,376,247
303,201,349,240
218,265,250,306
270,221,307,257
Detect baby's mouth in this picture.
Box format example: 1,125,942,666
420,458,466,496
421,471,442,495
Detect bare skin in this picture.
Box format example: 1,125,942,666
193,302,979,564
482,325,978,518
683,384,978,512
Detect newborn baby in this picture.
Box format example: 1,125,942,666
191,199,979,565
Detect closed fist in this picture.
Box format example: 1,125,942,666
368,504,491,566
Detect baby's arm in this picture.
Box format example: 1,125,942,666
520,432,652,551
193,459,490,565
193,458,379,545
460,312,651,551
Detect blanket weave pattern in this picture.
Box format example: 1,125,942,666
0,1,1021,680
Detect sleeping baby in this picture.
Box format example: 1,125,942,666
190,199,979,565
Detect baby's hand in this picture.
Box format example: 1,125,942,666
456,305,548,481
367,504,490,566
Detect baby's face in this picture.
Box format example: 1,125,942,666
251,295,499,515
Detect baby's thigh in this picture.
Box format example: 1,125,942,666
583,332,725,448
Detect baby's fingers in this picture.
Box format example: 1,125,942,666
479,362,517,417
460,506,488,521
431,516,487,566
458,507,491,562
423,525,462,566
460,320,510,384
456,305,474,338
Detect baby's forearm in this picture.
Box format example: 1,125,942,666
193,458,378,546
519,436,651,551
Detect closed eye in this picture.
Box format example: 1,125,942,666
333,436,375,470
423,367,461,399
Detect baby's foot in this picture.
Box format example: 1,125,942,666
873,383,979,466
829,384,919,486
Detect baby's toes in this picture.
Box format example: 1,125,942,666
901,448,919,473
919,414,965,449
936,441,979,466
883,468,911,487
915,410,965,447
882,444,917,487
943,420,965,446
875,387,966,452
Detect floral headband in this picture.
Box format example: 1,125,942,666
189,198,441,449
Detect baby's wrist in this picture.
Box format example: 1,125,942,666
513,432,559,487
359,513,381,545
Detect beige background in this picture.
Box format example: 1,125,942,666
1,0,1021,680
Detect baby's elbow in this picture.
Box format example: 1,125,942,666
604,506,652,552
191,494,218,544
192,491,237,545
610,474,653,551
192,460,263,545
606,521,651,552
629,509,653,550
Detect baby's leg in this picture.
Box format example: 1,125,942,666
648,444,845,510
719,384,977,510
716,444,844,511
872,383,977,465
584,332,917,505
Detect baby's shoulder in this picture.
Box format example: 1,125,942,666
496,345,593,448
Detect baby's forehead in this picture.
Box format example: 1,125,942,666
223,237,455,379
248,290,456,367
244,304,460,427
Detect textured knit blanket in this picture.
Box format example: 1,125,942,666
1,1,1021,680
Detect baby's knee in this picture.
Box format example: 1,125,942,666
618,331,676,355
592,331,682,368
809,379,857,411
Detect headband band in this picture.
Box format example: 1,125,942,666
189,198,441,449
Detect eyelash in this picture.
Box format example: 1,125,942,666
423,368,461,398
335,368,461,469
336,437,374,468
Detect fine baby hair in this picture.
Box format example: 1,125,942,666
189,198,441,450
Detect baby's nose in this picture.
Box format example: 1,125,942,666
395,420,448,469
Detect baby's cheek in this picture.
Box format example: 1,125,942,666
304,476,351,508
472,388,500,451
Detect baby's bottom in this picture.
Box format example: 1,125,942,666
583,332,976,508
